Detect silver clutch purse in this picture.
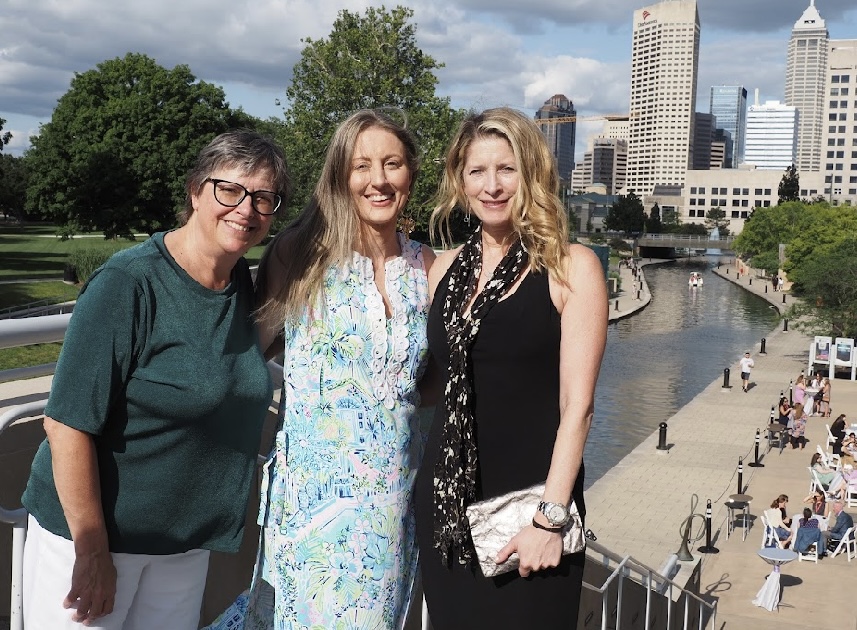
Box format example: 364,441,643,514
465,483,585,578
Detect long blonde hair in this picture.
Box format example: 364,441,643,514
429,107,568,279
256,109,419,328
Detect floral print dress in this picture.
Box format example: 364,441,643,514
245,235,431,630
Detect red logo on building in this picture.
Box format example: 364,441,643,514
642,10,650,19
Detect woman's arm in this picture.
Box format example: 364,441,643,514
44,417,116,624
497,245,608,576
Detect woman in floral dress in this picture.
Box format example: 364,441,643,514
212,109,435,630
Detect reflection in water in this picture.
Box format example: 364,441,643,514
584,258,779,488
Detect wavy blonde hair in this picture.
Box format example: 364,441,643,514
429,107,569,279
256,109,419,328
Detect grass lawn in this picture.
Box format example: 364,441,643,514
0,281,80,312
0,224,267,370
0,223,267,281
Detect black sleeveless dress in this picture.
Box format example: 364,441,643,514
414,270,586,629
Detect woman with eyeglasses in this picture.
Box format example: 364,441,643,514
212,109,435,629
21,130,289,629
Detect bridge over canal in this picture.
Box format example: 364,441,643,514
636,233,735,256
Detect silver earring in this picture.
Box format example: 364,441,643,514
465,211,471,226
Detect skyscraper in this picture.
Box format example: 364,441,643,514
785,0,829,172
709,85,747,167
626,0,700,196
535,95,576,185
822,40,857,203
744,100,798,170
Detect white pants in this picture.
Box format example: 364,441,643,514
23,515,210,630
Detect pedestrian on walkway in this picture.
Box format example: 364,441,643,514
739,351,755,392
771,274,779,292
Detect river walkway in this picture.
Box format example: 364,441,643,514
586,258,855,629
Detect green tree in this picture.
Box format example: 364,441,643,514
25,53,252,238
787,236,857,338
279,6,463,235
604,192,644,235
0,117,11,150
0,154,28,220
645,202,662,233
704,207,730,236
778,163,799,203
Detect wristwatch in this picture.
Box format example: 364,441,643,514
537,500,571,527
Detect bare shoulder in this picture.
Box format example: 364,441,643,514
428,246,463,300
419,243,437,276
550,243,607,312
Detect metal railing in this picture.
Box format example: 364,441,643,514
582,538,716,630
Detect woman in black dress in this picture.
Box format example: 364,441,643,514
414,107,608,628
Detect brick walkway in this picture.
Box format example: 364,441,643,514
587,259,856,629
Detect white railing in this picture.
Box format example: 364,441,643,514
1,315,715,630
582,538,716,630
639,233,735,244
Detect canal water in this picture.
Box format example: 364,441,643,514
584,258,780,488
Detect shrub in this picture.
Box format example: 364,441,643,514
609,237,632,252
68,246,123,283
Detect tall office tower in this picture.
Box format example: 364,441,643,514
785,0,829,172
744,100,798,170
822,40,857,203
626,0,700,196
692,112,715,170
535,94,577,185
709,85,747,167
571,138,628,194
602,117,630,140
710,129,733,169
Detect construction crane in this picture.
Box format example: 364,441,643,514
533,114,629,125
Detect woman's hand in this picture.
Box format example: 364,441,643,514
66,544,117,624
495,524,563,578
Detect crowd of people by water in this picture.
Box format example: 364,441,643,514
18,108,608,629
766,372,856,559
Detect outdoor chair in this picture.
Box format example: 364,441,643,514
797,541,819,563
759,513,780,549
845,482,857,510
808,467,832,498
828,526,856,561
826,424,837,452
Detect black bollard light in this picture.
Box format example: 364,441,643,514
749,278,752,285
782,293,786,304
657,422,669,450
615,299,619,311
760,338,767,355
698,499,719,554
783,318,789,332
636,289,641,301
770,406,776,424
789,380,793,406
749,429,764,467
765,284,768,293
737,458,744,495
722,367,731,390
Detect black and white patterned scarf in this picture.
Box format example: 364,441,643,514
433,228,529,566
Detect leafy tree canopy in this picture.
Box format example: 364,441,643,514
0,154,28,220
787,236,857,338
25,53,254,238
604,192,644,236
704,207,730,237
0,117,11,150
278,5,464,236
778,163,799,203
645,202,662,233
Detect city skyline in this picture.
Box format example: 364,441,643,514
1,0,856,159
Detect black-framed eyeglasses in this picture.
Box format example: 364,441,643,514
205,178,281,215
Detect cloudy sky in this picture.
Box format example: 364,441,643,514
2,0,855,158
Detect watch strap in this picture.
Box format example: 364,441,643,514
532,518,564,533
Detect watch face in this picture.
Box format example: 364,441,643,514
548,504,569,525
